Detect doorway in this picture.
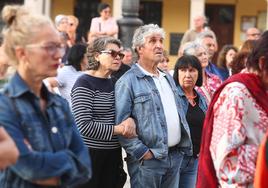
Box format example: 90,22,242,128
205,4,235,61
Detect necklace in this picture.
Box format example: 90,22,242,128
186,94,197,107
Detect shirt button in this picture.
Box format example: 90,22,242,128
51,127,58,133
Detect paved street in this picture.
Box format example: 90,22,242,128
122,150,130,188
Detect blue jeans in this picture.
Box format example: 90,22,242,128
179,155,198,188
126,150,183,188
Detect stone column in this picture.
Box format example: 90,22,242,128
190,0,205,29
24,0,51,16
266,0,268,30
117,0,143,48
113,0,123,20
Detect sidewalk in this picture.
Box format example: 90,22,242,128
122,150,130,188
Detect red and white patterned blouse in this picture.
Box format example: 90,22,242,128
210,82,268,187
196,71,222,104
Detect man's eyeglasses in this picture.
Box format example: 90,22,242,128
249,33,260,37
100,50,125,60
26,42,65,56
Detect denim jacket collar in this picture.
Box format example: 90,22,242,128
132,63,166,78
6,72,61,107
176,85,186,97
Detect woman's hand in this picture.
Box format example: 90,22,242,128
121,117,137,138
114,117,137,138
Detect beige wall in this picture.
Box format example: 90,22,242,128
234,0,266,46
162,0,190,68
206,0,266,47
50,0,267,68
51,0,74,20
163,0,267,68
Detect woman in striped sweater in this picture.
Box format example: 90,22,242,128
71,36,136,188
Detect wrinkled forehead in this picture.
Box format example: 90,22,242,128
144,33,164,41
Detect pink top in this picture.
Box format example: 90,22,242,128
210,82,268,187
89,17,118,38
196,72,222,104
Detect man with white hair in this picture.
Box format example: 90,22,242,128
54,14,68,32
246,27,261,40
115,24,192,188
180,15,206,46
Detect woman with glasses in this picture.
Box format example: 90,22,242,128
71,36,136,188
0,5,91,187
46,43,88,108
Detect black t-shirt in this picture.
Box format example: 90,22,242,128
186,95,205,157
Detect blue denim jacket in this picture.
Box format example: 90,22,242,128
0,73,91,188
176,85,207,115
115,64,192,160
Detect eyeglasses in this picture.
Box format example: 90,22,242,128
249,33,260,36
100,50,125,60
26,42,65,56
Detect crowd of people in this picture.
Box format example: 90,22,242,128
0,2,268,188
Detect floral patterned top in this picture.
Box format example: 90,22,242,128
210,82,268,187
196,71,222,104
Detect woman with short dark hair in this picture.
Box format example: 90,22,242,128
173,55,207,188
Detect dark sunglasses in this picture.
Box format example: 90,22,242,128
100,50,125,60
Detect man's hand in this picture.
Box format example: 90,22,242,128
142,150,154,160
33,177,60,186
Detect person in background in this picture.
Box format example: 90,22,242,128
180,15,206,46
111,48,133,82
246,27,261,40
0,5,92,187
88,3,118,42
197,31,268,188
67,15,82,46
46,43,88,107
54,14,68,33
0,43,10,88
173,55,207,188
183,42,222,104
115,24,192,188
122,47,133,66
71,36,136,188
59,31,70,65
157,50,170,72
195,31,223,80
230,40,257,75
216,44,238,80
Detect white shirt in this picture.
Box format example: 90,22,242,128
137,64,181,147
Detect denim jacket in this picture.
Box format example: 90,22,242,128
176,85,207,115
0,73,91,188
115,64,192,160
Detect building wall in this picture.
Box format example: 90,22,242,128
162,0,190,67
206,0,266,47
51,0,74,20
50,0,267,68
